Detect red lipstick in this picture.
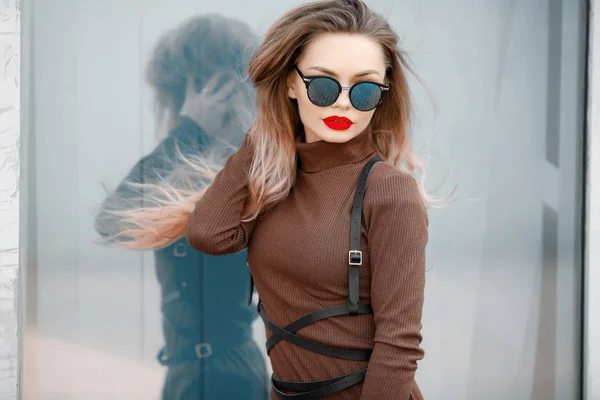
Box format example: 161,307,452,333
323,115,353,131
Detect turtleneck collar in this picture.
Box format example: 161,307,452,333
296,131,376,173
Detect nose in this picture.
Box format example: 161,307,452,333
333,86,352,109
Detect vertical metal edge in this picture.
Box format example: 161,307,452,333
583,0,598,399
17,0,37,398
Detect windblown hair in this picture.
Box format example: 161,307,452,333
244,0,431,219
98,0,437,250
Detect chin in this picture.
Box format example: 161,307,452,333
316,128,361,143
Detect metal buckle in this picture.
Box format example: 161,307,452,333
195,343,213,359
349,250,362,266
173,242,187,257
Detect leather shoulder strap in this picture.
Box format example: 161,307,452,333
348,155,383,314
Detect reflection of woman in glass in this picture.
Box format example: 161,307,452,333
104,0,433,398
94,14,268,400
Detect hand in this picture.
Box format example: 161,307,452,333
179,71,243,137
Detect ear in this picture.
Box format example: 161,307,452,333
287,71,298,99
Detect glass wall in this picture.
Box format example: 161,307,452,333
17,0,587,399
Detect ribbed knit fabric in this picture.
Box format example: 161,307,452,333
187,131,428,400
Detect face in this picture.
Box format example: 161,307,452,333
287,33,388,144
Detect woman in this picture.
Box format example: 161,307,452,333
112,1,431,398
94,14,268,399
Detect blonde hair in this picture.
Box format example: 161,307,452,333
99,0,436,250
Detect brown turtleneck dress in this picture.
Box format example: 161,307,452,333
187,131,428,400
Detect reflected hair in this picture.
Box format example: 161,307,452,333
95,14,257,249
146,14,257,131
100,0,442,250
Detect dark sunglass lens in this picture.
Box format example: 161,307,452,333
350,82,382,111
307,77,339,107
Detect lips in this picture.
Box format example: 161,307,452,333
323,115,353,131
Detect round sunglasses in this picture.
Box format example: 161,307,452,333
294,65,389,112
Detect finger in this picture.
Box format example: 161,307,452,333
202,71,224,94
185,77,197,96
214,78,240,103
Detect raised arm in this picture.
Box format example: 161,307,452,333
185,133,256,255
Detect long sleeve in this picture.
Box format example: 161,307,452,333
94,116,211,238
186,133,255,255
359,173,428,400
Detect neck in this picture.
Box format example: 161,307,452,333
296,131,376,173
